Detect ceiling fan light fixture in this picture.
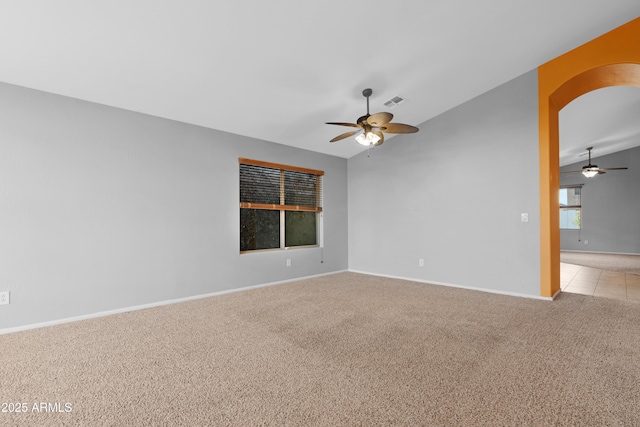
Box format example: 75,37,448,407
582,168,599,178
355,130,380,146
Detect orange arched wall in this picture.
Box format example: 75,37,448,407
538,17,640,298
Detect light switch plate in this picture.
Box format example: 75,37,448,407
0,291,9,305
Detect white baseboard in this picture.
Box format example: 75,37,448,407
348,270,554,301
561,250,640,256
1,270,348,335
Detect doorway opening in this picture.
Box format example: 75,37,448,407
537,17,640,298
558,86,640,300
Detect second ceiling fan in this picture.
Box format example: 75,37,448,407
562,147,628,177
326,88,419,146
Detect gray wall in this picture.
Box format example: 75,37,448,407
348,70,541,296
560,145,640,254
0,82,348,330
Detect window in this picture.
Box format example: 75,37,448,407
239,158,323,252
559,186,581,229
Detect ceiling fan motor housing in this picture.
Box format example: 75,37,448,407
357,115,370,125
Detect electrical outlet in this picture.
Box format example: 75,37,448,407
0,291,9,305
286,259,291,267
584,240,588,245
418,259,424,267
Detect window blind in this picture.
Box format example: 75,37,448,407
239,158,323,212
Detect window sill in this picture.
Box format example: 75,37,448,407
240,245,319,255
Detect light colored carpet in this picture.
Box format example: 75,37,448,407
560,251,640,275
2,272,640,426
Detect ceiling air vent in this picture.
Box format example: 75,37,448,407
383,95,407,109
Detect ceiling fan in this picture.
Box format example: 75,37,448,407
562,147,628,178
326,88,419,146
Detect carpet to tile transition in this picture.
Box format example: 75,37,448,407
561,251,640,275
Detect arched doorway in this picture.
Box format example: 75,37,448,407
538,17,640,298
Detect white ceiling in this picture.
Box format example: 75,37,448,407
1,1,639,161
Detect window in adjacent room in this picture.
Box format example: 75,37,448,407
239,158,323,252
559,186,581,229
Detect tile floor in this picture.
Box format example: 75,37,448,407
561,262,640,301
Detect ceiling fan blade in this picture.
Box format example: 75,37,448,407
325,122,360,128
372,130,384,146
381,123,419,134
366,112,393,127
329,130,358,143
561,170,584,174
599,167,628,171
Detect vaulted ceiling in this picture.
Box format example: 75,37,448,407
1,1,639,162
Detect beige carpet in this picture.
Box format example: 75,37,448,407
2,272,640,426
560,251,640,275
